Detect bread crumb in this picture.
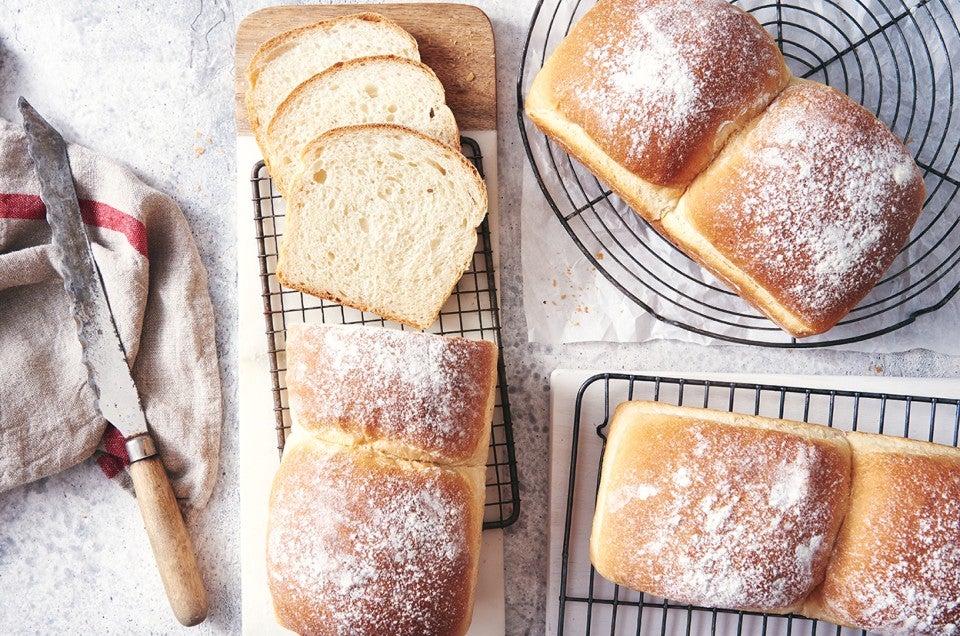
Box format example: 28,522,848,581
465,71,476,82
194,147,206,157
596,252,605,260
874,365,883,373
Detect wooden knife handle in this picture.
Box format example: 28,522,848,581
129,452,208,626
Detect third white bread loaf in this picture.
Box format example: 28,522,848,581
276,124,487,330
590,401,851,613
525,0,926,338
804,432,960,635
264,55,460,193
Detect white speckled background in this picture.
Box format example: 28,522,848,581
0,1,957,634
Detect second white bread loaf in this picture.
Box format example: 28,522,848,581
276,124,487,330
591,401,960,635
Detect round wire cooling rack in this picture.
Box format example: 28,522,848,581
518,0,960,348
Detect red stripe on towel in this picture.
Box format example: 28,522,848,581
0,193,148,257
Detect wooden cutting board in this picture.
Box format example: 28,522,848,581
234,3,497,134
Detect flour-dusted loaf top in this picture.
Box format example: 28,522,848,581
524,0,926,338
528,0,790,191
672,79,926,336
285,323,498,467
267,436,484,636
264,55,460,193
276,124,487,330
805,432,960,635
244,13,420,142
590,401,852,613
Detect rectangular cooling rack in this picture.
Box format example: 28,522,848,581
556,373,960,635
248,137,520,530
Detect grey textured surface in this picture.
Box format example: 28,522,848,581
1,1,958,635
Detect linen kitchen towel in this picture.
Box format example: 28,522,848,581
0,117,221,511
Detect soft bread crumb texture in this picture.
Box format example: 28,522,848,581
276,124,487,330
245,13,420,140
265,55,459,192
591,402,851,613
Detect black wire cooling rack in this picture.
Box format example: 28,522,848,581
518,0,960,347
249,137,520,530
557,373,960,635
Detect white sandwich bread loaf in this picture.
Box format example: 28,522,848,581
591,401,960,635
266,324,499,635
525,0,925,337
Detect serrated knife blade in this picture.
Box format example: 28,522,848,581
19,100,148,439
19,97,207,627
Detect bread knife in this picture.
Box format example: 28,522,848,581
18,97,208,627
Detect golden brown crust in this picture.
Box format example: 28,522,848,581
524,0,926,339
804,432,960,635
529,0,790,189
591,401,852,613
672,79,926,337
285,323,498,467
267,437,484,636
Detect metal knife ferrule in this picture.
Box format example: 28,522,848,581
126,434,158,464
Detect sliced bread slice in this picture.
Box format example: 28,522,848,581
276,124,487,330
245,13,420,143
265,55,459,192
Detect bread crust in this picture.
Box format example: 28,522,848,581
285,323,498,467
671,79,926,336
804,431,960,635
267,437,484,636
527,0,790,190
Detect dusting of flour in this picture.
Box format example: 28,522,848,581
286,324,493,462
700,82,921,322
603,423,847,610
558,0,784,182
267,443,475,634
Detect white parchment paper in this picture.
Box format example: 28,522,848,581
519,0,960,353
